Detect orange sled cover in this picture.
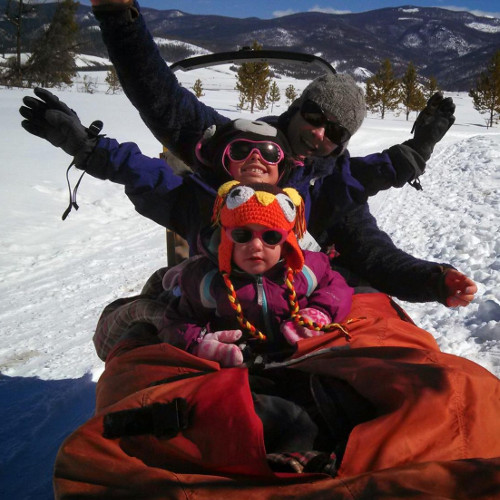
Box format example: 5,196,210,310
54,294,500,499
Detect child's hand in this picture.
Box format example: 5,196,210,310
444,269,478,307
192,330,244,367
281,308,331,345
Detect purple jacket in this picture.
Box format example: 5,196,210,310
161,250,353,350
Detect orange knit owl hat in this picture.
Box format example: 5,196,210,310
212,181,306,275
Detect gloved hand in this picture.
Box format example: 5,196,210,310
280,307,331,345
192,330,244,367
20,88,102,167
443,269,477,307
404,92,456,162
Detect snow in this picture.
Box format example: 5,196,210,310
74,54,111,68
399,8,420,14
465,22,500,33
153,37,211,55
1,66,499,498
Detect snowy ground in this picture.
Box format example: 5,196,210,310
0,66,499,498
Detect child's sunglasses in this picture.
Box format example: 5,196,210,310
224,139,285,165
300,100,351,145
225,226,289,246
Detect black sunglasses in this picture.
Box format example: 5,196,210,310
300,100,351,145
226,227,289,246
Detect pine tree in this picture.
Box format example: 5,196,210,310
469,50,500,128
267,80,280,112
2,0,36,85
365,59,400,119
400,61,426,121
425,76,439,99
24,0,79,88
235,41,270,113
192,78,204,98
105,66,121,94
285,84,298,105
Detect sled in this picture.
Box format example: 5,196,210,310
54,293,500,499
169,48,336,75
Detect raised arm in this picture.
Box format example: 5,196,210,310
350,92,456,194
91,0,230,165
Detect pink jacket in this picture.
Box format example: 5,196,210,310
161,250,353,349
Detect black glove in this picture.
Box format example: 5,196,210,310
20,88,102,166
403,92,455,162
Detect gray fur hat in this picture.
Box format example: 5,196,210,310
297,73,366,137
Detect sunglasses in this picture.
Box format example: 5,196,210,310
224,139,285,165
225,226,289,246
300,100,351,145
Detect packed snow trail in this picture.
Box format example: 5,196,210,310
370,134,500,373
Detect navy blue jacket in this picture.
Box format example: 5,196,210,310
89,2,449,303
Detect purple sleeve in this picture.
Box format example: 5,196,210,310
303,251,354,322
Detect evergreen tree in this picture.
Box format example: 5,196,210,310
192,78,204,98
365,59,400,119
235,41,270,113
268,80,280,112
25,0,79,88
400,61,426,121
425,75,439,99
2,0,36,85
285,84,298,105
105,66,121,94
469,50,500,128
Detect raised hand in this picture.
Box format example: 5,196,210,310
405,92,456,162
20,88,102,160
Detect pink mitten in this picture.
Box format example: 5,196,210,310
280,308,331,345
192,330,244,367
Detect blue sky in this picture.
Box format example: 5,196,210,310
81,1,500,19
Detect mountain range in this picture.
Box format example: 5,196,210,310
1,2,499,91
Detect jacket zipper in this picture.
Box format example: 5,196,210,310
255,275,274,341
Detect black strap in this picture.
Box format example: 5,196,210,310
103,398,189,439
409,177,423,191
62,161,86,220
61,120,103,221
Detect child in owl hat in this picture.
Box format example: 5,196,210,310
159,181,353,470
162,181,353,367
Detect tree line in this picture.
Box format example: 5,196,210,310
1,3,499,127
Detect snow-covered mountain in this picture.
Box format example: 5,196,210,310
1,3,499,90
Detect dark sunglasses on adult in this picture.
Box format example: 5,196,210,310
226,227,289,246
225,139,284,165
300,100,351,145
